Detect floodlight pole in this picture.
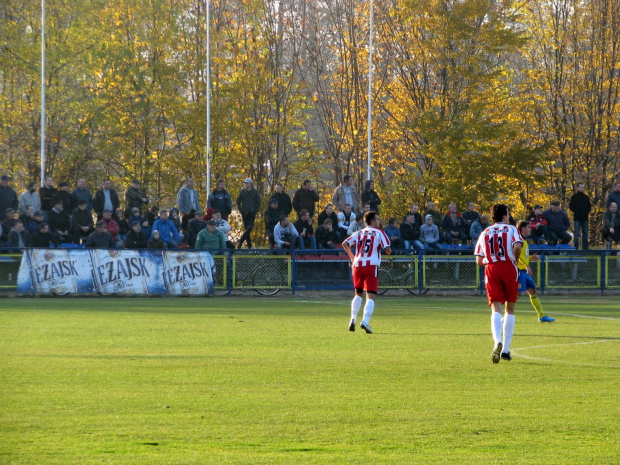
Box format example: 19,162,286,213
40,0,46,187
205,0,211,197
366,0,374,182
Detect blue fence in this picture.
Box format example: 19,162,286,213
2,246,619,295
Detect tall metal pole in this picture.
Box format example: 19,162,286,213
40,0,46,187
205,0,211,197
366,0,374,182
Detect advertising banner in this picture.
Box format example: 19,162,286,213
17,249,215,296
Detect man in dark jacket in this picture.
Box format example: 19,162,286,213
318,204,341,242
39,176,57,213
264,198,282,246
48,199,74,244
270,183,292,217
8,220,31,248
31,222,57,247
93,179,120,218
605,181,620,208
236,178,261,249
603,202,620,247
292,180,319,218
461,202,480,241
125,221,147,248
71,200,95,240
124,179,149,215
71,178,93,212
52,182,74,212
568,182,591,249
86,221,115,248
543,200,572,245
442,202,467,245
207,179,233,221
0,175,19,221
186,213,207,247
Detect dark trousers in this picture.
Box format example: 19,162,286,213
548,229,572,245
238,212,256,248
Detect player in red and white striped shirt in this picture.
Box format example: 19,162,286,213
342,211,391,334
475,204,523,363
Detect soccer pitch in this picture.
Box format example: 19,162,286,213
1,295,618,464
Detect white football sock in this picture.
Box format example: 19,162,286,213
361,299,375,326
491,312,502,346
502,314,515,352
351,295,363,322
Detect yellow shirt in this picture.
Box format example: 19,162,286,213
518,239,530,271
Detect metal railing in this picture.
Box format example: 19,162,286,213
2,246,619,295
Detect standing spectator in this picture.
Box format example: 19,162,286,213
71,200,95,240
212,210,235,249
605,181,620,208
71,178,93,212
470,214,490,244
400,212,424,252
114,208,130,244
39,176,57,213
318,204,340,242
93,179,120,218
148,230,167,249
292,179,320,218
336,204,356,239
31,222,57,248
151,209,179,249
144,205,160,226
315,218,337,249
207,179,233,221
474,204,523,364
1,208,17,243
404,203,424,227
176,176,202,217
568,183,591,250
48,199,74,244
195,220,226,251
602,202,620,247
124,179,149,215
100,210,122,248
273,215,299,252
270,182,292,217
361,180,381,213
0,175,19,221
442,202,467,244
527,205,549,244
423,201,443,235
8,220,31,248
264,198,282,246
187,211,207,247
542,200,572,245
293,209,317,250
125,221,147,249
420,215,442,252
52,182,74,212
332,175,359,212
461,202,480,241
385,217,405,250
236,178,261,249
19,181,41,214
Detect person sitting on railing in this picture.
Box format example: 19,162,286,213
48,200,75,244
8,220,31,248
100,209,123,248
315,218,337,250
1,208,17,244
186,210,205,247
542,200,572,245
384,217,404,251
71,200,95,241
442,202,468,245
125,221,147,249
147,230,167,249
85,221,115,248
603,202,620,248
420,215,442,252
26,211,45,236
470,214,490,244
294,209,317,250
264,198,282,247
151,209,179,249
212,210,235,250
347,215,366,235
273,215,299,253
527,205,549,244
31,222,58,248
337,204,356,240
400,212,425,253
318,204,341,243
195,220,226,252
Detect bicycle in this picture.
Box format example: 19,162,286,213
377,256,427,295
233,254,287,296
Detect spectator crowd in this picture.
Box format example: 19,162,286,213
1,172,620,253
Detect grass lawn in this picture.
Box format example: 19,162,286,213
0,295,618,464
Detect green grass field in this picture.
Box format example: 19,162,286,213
1,295,618,464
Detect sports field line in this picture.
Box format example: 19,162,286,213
512,339,620,368
550,312,620,321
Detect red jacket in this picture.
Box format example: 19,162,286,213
102,218,120,240
527,214,548,230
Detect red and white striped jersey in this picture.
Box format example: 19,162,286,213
345,226,391,267
475,222,523,265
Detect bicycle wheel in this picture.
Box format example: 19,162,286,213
377,268,391,295
254,263,285,296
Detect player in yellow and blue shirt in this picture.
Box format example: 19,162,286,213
517,221,555,323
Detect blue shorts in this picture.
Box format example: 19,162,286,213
519,269,536,292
